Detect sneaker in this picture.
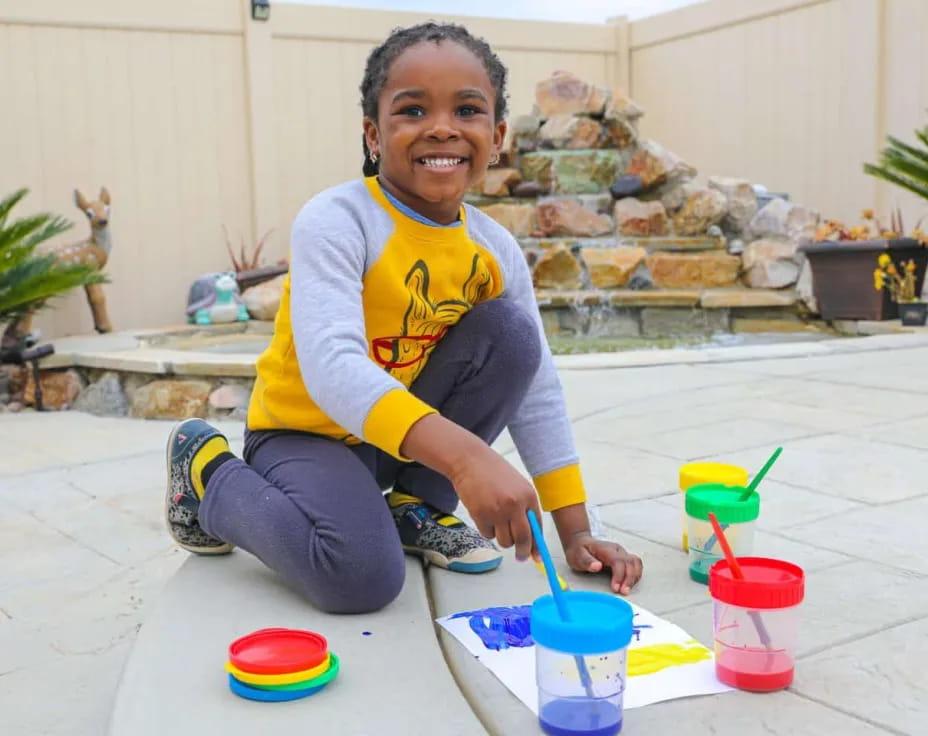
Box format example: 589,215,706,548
388,492,502,573
165,418,234,555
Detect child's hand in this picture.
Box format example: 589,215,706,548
564,533,643,595
450,446,543,563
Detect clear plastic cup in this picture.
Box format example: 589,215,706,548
686,484,759,584
709,557,805,691
678,463,749,551
532,591,633,736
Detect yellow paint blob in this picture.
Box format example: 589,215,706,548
628,641,712,677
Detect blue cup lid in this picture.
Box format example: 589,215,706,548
531,591,633,655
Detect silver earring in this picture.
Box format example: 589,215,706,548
369,151,379,164
489,153,500,165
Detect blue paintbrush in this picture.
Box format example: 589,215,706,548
527,510,595,698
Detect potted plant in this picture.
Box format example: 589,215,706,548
801,210,926,320
874,254,927,326
802,119,928,321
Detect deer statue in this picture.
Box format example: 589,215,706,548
1,187,114,350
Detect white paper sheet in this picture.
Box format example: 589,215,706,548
436,601,733,713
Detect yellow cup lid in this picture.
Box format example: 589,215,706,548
679,462,748,490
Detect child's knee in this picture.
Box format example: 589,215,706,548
299,538,406,614
470,299,542,372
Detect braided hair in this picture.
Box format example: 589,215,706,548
359,22,508,176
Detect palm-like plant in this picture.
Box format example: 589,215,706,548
864,122,928,204
0,188,107,326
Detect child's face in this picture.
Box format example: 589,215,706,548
364,40,507,224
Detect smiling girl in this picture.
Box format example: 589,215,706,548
163,22,643,613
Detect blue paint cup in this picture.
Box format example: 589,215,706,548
531,591,633,736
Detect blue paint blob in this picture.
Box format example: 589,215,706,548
539,698,622,736
362,631,372,636
451,605,534,651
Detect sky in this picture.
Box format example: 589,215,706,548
280,0,705,23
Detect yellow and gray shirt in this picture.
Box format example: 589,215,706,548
247,176,585,511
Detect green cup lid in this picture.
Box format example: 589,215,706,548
685,483,759,523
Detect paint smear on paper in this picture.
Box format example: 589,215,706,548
628,641,712,677
450,606,533,651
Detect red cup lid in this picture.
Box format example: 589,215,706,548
709,557,804,609
229,628,328,674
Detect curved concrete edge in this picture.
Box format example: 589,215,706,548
553,332,928,371
427,523,574,736
109,553,485,736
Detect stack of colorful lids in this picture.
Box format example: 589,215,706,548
225,627,340,702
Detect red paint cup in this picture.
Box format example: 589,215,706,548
709,557,804,692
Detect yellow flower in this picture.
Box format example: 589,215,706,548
887,263,898,276
862,209,875,220
878,253,891,267
905,259,916,273
873,269,884,290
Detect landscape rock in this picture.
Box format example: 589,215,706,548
511,114,541,152
23,369,83,410
748,199,820,243
625,141,695,190
743,237,801,288
521,151,623,195
130,379,212,420
601,118,637,149
645,251,741,288
481,168,521,197
208,383,251,411
582,246,646,288
604,89,644,121
511,181,548,198
242,274,285,321
532,243,583,289
657,179,699,213
610,175,645,200
480,203,536,237
708,176,757,233
536,71,609,117
537,115,603,150
613,198,668,236
536,199,612,237
72,372,127,416
673,189,727,235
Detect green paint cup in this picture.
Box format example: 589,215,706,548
685,484,760,584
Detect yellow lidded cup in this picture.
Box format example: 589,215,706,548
678,463,749,550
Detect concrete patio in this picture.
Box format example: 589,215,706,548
2,333,927,735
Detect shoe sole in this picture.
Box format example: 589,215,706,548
165,418,234,556
404,545,502,574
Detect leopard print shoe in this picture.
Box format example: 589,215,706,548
388,492,502,573
165,418,234,555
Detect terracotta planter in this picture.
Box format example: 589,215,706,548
800,238,927,320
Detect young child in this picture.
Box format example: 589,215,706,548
165,22,643,614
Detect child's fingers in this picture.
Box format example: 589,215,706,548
616,555,643,595
496,523,514,550
510,514,534,561
570,544,599,572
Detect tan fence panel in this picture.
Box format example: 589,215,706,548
0,0,253,338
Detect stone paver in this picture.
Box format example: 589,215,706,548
1,335,927,735
792,618,928,735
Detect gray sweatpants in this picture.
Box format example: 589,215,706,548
199,299,543,613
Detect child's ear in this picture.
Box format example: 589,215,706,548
362,117,380,158
493,120,508,155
